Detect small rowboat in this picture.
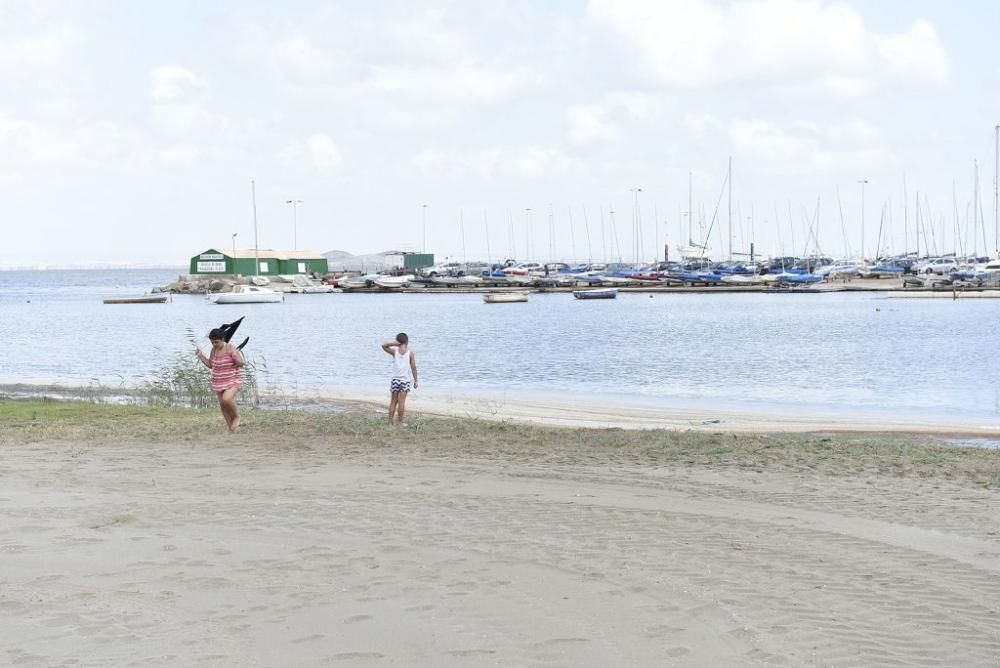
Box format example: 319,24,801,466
573,288,618,300
103,295,169,304
483,292,528,304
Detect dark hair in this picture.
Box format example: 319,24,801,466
395,332,408,344
208,328,226,341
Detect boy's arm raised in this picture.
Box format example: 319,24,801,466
381,342,397,356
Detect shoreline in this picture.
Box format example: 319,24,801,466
3,380,999,438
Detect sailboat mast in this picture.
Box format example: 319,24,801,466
688,172,693,244
995,124,999,254
460,208,467,267
727,156,732,261
903,175,908,256
974,160,979,256
483,209,491,266
251,179,259,276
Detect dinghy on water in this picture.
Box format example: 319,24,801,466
483,292,529,303
103,294,169,304
573,288,618,300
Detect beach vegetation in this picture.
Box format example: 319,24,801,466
1,399,998,490
139,346,263,409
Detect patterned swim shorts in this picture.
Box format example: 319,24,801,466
390,379,411,394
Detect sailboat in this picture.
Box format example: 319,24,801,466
677,171,712,259
209,181,284,305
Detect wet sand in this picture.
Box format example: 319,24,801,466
307,387,1000,437
3,414,999,666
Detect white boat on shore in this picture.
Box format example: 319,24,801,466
374,274,414,289
208,284,283,304
288,275,340,293
720,274,765,285
483,292,529,304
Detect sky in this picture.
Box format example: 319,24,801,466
1,0,999,268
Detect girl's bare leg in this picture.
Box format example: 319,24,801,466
216,392,233,430
388,393,399,425
221,387,240,432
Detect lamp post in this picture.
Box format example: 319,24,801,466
421,204,428,253
857,180,868,261
231,233,237,273
285,199,303,250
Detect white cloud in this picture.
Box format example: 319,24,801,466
729,118,893,175
567,104,620,145
685,112,725,140
158,143,200,168
268,33,340,83
148,66,220,138
281,133,345,176
240,9,542,131
877,19,949,86
0,116,152,173
586,0,951,95
413,145,585,181
0,22,81,75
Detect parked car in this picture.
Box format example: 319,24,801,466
914,257,958,275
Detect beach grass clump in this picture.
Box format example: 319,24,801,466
139,350,262,409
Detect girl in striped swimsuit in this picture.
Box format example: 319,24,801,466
196,328,245,432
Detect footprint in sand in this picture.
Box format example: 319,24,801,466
328,651,384,661
534,638,590,647
444,649,496,657
344,615,372,624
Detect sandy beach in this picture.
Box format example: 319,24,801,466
2,401,999,666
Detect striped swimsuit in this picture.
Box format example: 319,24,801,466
211,350,243,392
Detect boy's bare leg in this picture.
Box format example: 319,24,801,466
396,392,408,424
388,393,398,424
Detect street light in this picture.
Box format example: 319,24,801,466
421,204,428,253
231,233,237,271
857,180,869,261
285,199,303,249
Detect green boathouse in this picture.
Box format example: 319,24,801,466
189,249,329,276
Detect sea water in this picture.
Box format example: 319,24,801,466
1,269,998,426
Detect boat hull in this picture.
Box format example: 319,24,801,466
483,293,529,303
103,295,169,304
209,291,283,304
573,289,618,300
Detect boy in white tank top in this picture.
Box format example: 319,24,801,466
381,332,419,425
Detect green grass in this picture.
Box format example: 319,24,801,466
1,399,998,488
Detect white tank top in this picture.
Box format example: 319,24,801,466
392,349,413,381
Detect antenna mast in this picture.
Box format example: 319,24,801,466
251,179,259,276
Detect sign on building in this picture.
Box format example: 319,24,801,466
196,261,227,273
